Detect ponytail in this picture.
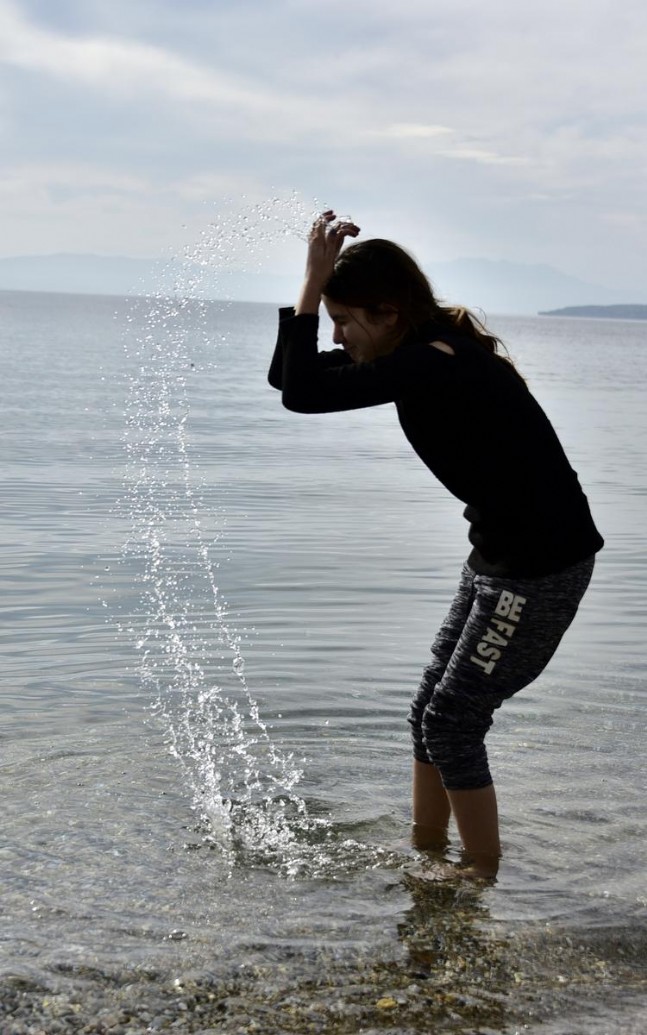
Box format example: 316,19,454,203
435,305,524,381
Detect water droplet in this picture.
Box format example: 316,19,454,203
118,193,326,874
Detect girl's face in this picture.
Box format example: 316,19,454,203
322,298,400,364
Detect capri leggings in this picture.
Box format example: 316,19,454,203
409,555,595,791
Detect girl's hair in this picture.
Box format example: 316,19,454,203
324,238,523,378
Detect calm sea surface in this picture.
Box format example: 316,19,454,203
1,288,646,1033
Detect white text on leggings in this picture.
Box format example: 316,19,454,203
470,590,527,675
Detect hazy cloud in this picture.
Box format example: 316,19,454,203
0,1,304,117
0,0,645,289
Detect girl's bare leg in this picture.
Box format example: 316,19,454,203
412,762,501,878
411,760,451,849
446,784,501,878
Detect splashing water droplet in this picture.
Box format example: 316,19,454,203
117,193,353,876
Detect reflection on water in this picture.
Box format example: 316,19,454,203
0,289,646,1032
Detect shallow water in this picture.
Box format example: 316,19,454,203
1,288,646,1033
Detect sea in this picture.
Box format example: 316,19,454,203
1,285,646,1034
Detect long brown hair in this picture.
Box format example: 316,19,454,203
324,239,523,378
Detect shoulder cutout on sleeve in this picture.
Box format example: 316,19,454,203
427,340,455,356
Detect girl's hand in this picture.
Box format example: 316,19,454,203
295,210,360,315
304,210,360,287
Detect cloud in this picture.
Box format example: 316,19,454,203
0,0,307,123
366,123,529,166
0,162,147,196
0,0,645,287
2,0,644,173
373,124,454,140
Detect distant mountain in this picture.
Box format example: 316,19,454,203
0,253,166,298
427,258,642,315
0,253,294,305
539,304,647,319
0,252,643,316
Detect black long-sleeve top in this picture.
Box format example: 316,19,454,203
268,308,604,577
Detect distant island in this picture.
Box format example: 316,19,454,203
539,304,647,319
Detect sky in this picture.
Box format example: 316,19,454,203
1,0,646,292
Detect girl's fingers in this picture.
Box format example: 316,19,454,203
309,217,328,240
311,211,358,233
331,221,360,237
308,212,360,248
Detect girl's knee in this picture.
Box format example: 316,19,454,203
409,665,444,732
422,699,493,788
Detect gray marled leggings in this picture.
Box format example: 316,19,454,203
409,556,595,790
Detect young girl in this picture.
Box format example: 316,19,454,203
268,211,603,878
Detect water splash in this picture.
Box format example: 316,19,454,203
119,194,380,876
169,191,323,302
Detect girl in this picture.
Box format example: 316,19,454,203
268,211,603,878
